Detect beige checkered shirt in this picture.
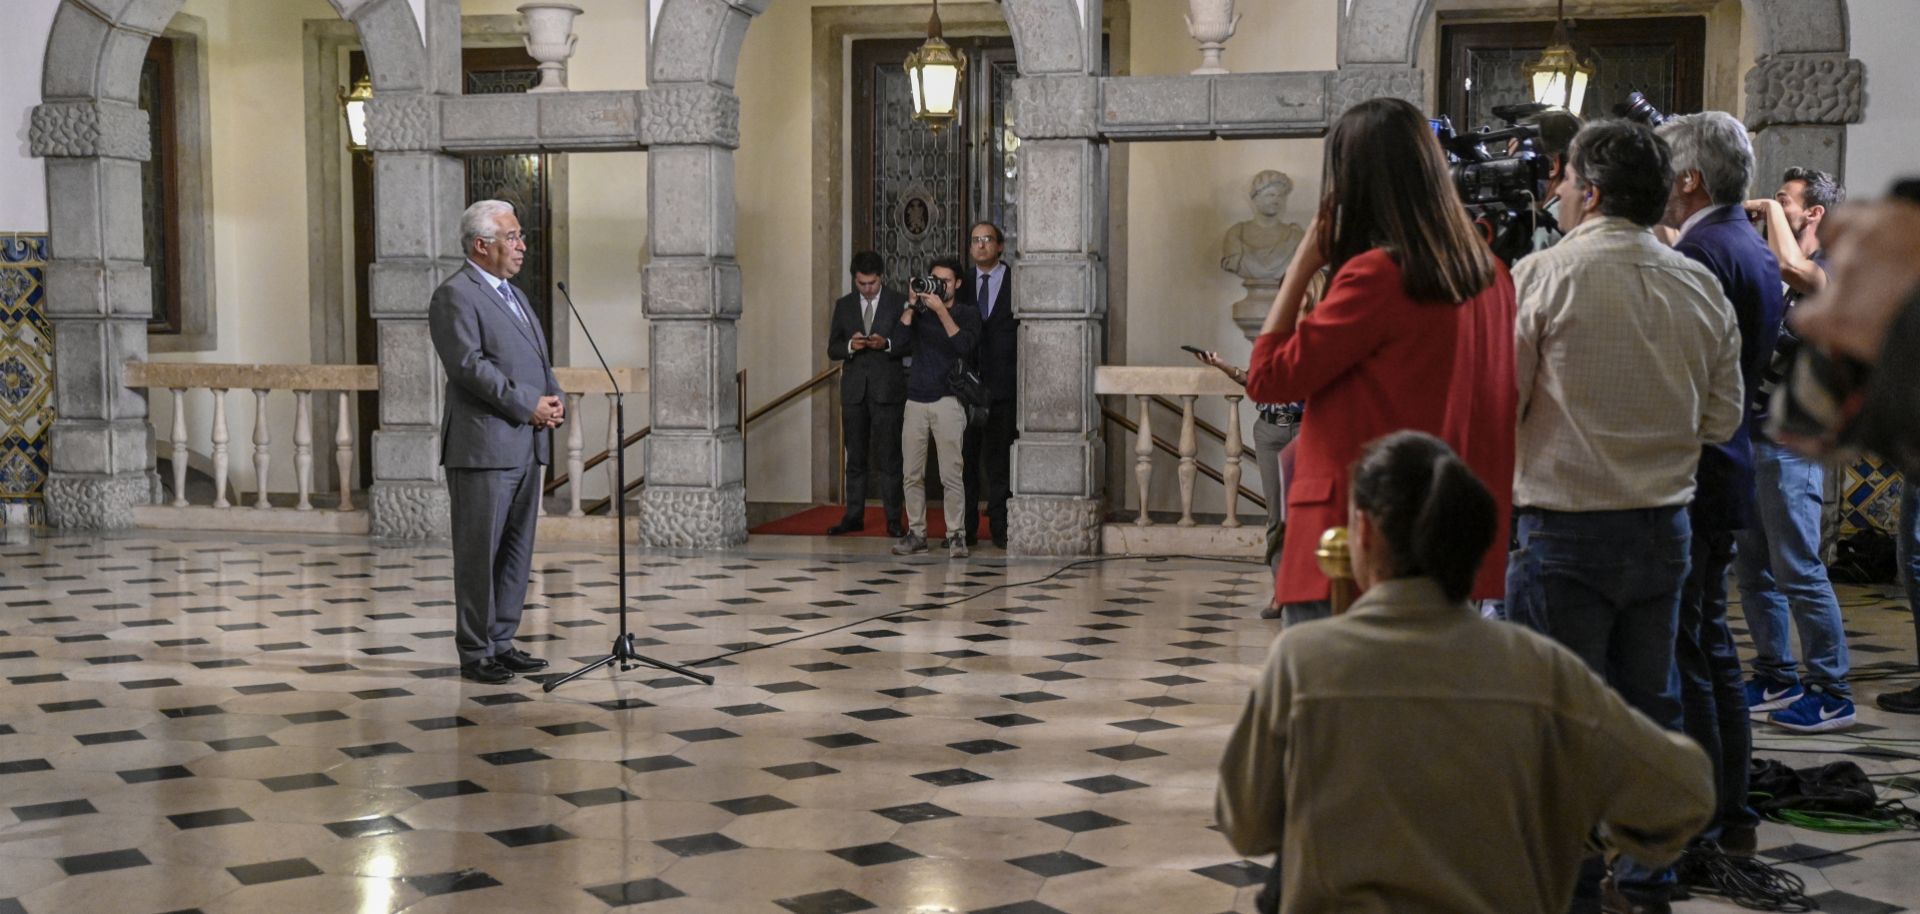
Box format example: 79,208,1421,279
1512,216,1744,512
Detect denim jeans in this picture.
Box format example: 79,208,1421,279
1507,506,1691,899
1901,483,1920,661
1734,440,1851,695
1679,527,1760,839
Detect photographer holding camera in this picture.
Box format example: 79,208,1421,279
888,256,981,557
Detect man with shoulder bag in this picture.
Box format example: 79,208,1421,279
888,256,981,558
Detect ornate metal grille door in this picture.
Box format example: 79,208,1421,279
463,57,553,344
853,38,1018,292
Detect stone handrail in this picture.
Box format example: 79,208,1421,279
1096,366,1258,547
123,362,647,521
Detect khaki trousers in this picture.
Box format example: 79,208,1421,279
901,396,967,539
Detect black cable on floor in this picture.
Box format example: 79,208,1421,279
680,553,1272,669
1675,842,1813,912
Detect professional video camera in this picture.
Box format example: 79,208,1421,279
1432,103,1554,265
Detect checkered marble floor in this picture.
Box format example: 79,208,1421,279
0,531,1916,914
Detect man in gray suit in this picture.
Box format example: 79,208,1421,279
430,199,565,685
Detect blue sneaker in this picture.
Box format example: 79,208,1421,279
1768,685,1856,733
1744,675,1803,713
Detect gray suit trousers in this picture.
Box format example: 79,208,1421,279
447,456,541,664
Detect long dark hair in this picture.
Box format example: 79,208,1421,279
1319,97,1499,304
1350,431,1496,602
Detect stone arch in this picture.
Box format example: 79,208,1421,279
638,0,1103,550
1335,0,1863,204
31,0,444,530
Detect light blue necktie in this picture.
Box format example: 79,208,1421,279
498,281,529,325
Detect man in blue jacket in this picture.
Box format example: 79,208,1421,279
888,256,980,558
1654,111,1784,872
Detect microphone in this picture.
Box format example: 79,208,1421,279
556,281,619,397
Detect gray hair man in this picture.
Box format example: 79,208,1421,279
1656,110,1787,861
429,199,565,684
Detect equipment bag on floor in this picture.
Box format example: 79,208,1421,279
1749,759,1877,815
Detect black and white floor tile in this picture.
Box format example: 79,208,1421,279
0,531,1915,913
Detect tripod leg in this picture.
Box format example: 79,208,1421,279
541,652,621,692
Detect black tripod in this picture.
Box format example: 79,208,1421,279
544,282,714,692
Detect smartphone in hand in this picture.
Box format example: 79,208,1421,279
1179,345,1206,355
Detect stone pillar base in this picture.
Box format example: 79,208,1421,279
369,481,451,539
641,484,747,548
1009,496,1103,557
43,471,148,531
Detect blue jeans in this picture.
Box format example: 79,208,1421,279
1902,483,1920,661
1679,528,1760,839
1734,441,1851,695
1508,506,1691,899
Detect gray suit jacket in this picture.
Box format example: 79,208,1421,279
429,263,562,469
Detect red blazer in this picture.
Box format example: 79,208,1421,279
1247,249,1516,604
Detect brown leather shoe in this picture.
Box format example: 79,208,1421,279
1259,603,1283,620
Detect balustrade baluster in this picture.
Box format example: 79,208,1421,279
170,388,188,507
1177,395,1198,527
1222,395,1244,528
604,393,618,510
335,391,353,512
294,391,314,511
1134,395,1153,527
252,389,272,510
211,389,230,508
567,392,585,517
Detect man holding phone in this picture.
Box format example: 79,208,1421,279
827,251,909,537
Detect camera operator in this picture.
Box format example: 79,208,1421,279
1514,108,1582,253
888,256,981,558
1508,119,1742,913
1655,111,1783,854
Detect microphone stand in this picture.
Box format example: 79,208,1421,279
544,281,714,691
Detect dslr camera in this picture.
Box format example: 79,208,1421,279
1431,103,1555,265
907,274,944,307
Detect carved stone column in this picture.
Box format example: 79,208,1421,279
1744,53,1865,190
638,84,748,548
360,0,464,538
31,99,154,529
365,103,465,538
1009,76,1107,556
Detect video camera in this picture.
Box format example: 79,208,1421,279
1431,103,1555,265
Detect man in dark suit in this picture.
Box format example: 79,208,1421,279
826,251,908,537
956,221,1018,548
1656,111,1785,864
428,200,564,685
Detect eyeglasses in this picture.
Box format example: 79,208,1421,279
969,235,998,245
485,231,526,244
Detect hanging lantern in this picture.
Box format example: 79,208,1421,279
905,0,966,133
340,74,373,152
1524,0,1594,116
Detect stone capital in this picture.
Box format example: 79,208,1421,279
1013,76,1100,139
29,100,149,161
641,85,741,149
1328,67,1425,119
365,93,441,152
1744,54,1865,130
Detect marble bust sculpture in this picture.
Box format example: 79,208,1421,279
1222,169,1305,338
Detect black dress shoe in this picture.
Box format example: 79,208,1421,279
887,519,907,539
496,648,548,673
460,658,514,684
826,519,864,536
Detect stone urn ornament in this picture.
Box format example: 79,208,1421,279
518,2,583,93
1186,0,1241,76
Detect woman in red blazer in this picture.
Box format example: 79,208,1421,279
1246,97,1516,619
